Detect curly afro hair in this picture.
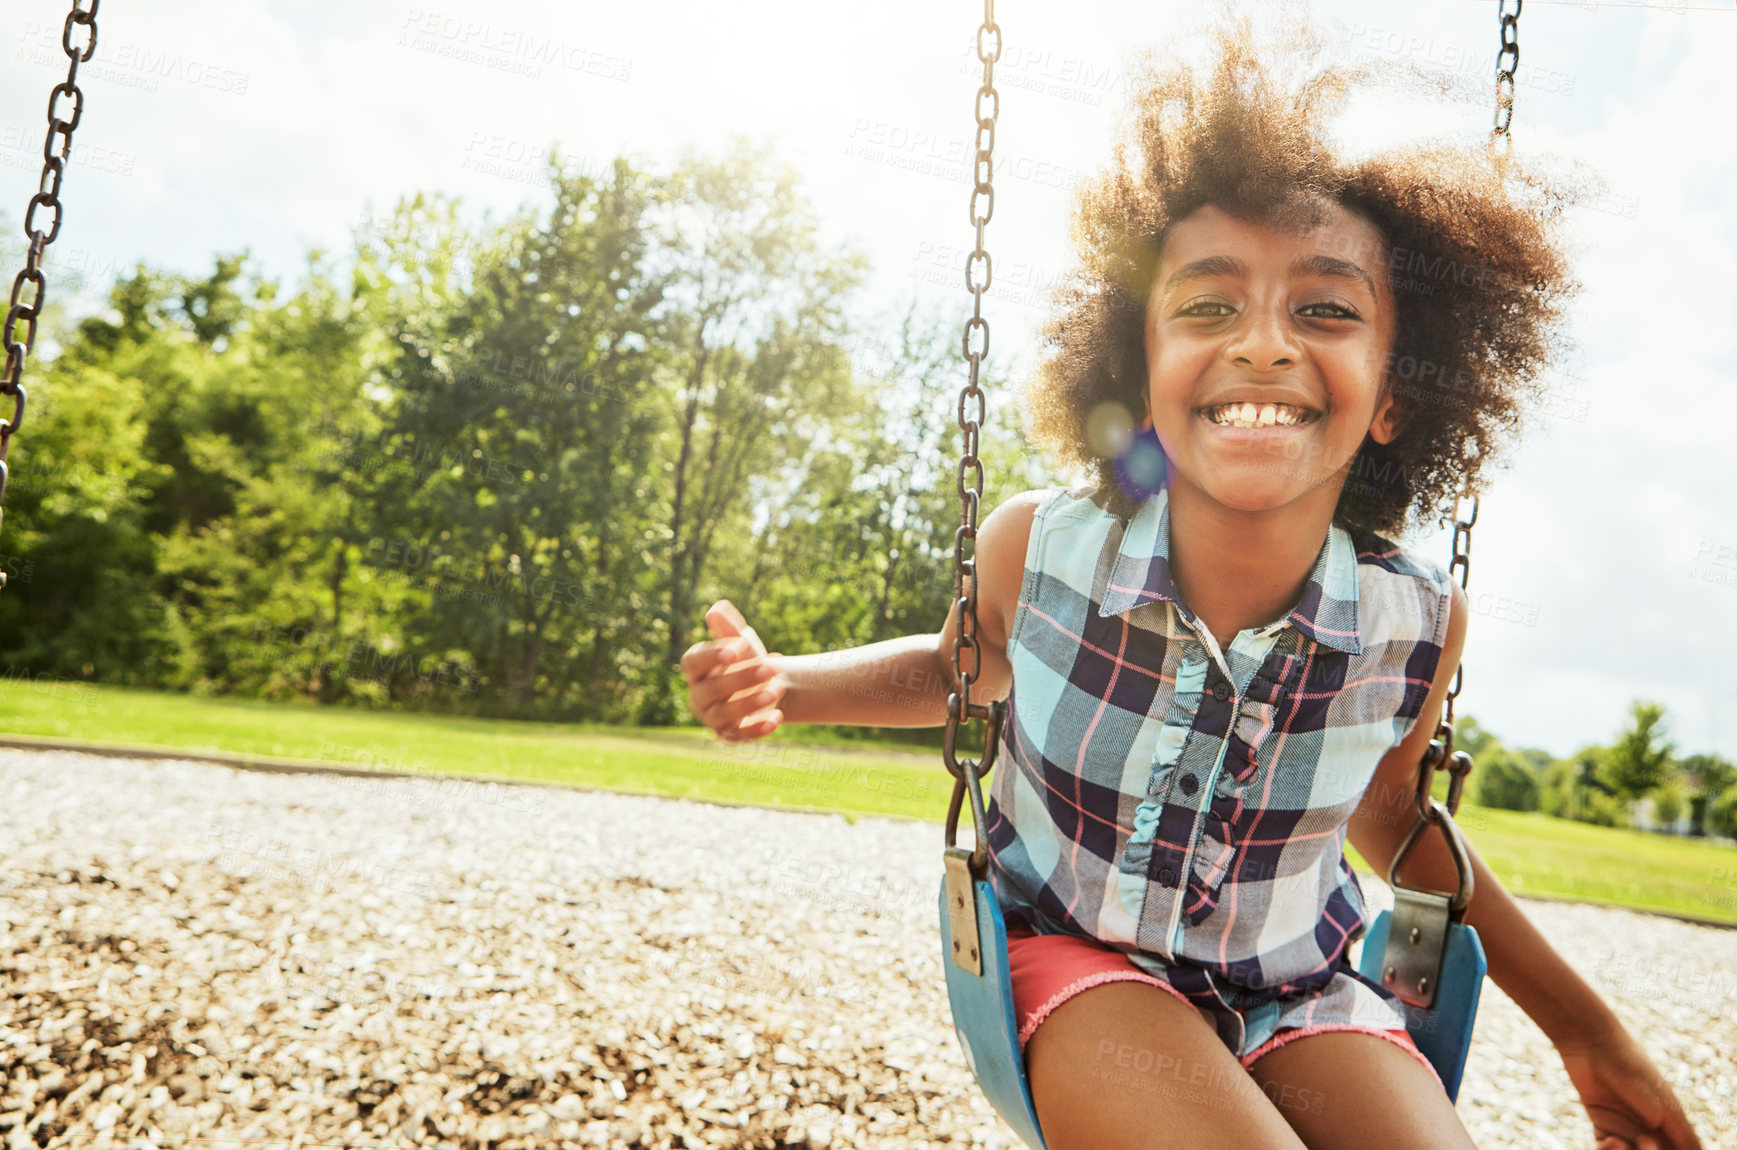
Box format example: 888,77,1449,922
1023,6,1598,538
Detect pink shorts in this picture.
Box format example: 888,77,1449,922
1006,922,1439,1082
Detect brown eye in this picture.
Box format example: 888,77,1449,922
1178,301,1233,318
1299,301,1361,320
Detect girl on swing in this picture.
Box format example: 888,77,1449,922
682,15,1703,1150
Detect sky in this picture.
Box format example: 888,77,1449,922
0,0,1733,762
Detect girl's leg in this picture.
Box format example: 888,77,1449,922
1245,1031,1477,1150
1024,980,1309,1150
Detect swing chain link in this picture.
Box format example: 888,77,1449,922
1417,0,1520,826
1394,0,1520,918
1393,491,1480,918
0,0,101,586
1492,0,1522,153
942,0,1003,875
1424,492,1478,824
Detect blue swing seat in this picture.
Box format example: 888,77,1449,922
1354,908,1487,1102
937,871,1048,1150
938,878,1487,1149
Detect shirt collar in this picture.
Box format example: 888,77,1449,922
1096,485,1364,655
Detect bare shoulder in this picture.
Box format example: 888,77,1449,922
977,489,1051,573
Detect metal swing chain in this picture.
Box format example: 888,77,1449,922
941,0,1005,876
1417,494,1479,826
0,0,101,593
1492,0,1522,156
1396,1,1520,918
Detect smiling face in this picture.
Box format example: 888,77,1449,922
1142,201,1402,517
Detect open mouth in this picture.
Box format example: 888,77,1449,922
1197,401,1320,429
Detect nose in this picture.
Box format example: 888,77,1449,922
1223,297,1301,373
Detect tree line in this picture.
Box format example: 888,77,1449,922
1459,703,1737,839
2,137,1732,826
0,138,1045,732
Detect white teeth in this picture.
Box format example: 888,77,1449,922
1206,402,1311,428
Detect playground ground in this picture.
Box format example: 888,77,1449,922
1,746,1731,1149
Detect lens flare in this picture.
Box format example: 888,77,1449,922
1113,424,1166,502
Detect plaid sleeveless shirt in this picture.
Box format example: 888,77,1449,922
985,484,1455,1057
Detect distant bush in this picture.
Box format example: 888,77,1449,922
1710,787,1737,840
1651,778,1688,828
1541,747,1628,828
1473,744,1541,812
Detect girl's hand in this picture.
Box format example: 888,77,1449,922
1555,1024,1703,1150
680,600,786,741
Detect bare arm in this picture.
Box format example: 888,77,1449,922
681,491,1044,737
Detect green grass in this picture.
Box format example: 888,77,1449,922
1399,805,1737,925
5,680,1736,924
0,681,945,822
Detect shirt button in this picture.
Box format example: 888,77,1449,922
1211,681,1231,701
1179,774,1199,797
1157,867,1176,886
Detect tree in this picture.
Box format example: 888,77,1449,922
1452,714,1498,759
366,166,672,718
1472,743,1541,812
643,137,866,722
1602,700,1675,801
1709,786,1737,841
1540,746,1627,827
1651,778,1687,830
1680,753,1737,836
709,299,1059,746
0,264,198,687
0,145,1054,728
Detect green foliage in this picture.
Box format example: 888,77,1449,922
1710,786,1737,840
1452,714,1498,759
1540,746,1629,827
1602,699,1674,800
0,140,1064,728
1681,752,1737,794
1472,743,1541,812
1651,777,1687,828
1679,752,1737,836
